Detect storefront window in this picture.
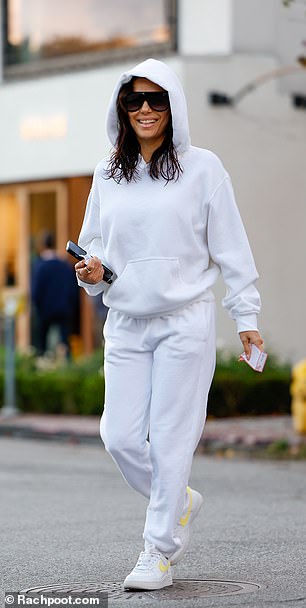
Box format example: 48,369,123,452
4,0,176,76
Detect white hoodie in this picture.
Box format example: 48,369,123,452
78,58,261,333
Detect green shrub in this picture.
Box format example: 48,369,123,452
207,352,291,417
16,369,84,414
0,348,105,415
266,439,290,456
0,348,291,417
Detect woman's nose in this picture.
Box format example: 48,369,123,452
140,100,151,112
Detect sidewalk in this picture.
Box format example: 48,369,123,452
0,412,305,452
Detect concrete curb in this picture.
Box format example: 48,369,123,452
1,414,305,455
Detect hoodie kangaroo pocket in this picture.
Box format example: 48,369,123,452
103,257,187,316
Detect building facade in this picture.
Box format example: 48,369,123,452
0,0,305,361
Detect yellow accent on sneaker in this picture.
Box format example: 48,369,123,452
179,486,192,527
158,559,170,573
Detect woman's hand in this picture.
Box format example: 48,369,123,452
239,330,264,360
75,256,104,284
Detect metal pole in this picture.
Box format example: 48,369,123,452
1,298,19,417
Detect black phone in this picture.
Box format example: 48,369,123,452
66,240,113,284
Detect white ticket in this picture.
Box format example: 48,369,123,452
239,343,268,372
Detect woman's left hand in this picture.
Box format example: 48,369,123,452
239,330,264,360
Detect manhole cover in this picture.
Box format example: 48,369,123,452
21,579,260,600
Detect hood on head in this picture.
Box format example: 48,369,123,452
106,58,191,154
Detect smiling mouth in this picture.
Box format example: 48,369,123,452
138,119,157,124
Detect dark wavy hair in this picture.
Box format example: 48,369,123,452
106,78,183,184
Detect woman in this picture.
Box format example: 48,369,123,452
75,58,263,591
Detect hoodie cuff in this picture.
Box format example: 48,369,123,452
235,314,258,334
77,278,105,296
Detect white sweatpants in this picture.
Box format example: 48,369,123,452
100,299,216,556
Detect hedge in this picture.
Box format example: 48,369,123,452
209,370,291,417
0,350,291,417
0,349,105,416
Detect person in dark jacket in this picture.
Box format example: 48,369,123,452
32,232,78,356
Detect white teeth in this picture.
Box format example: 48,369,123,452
139,120,156,124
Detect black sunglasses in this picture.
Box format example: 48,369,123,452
123,91,170,112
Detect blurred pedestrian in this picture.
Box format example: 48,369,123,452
31,231,78,357
75,58,264,590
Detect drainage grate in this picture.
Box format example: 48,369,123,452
21,579,260,601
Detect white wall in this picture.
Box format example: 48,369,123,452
232,0,306,95
232,0,278,53
178,0,232,55
0,63,130,182
183,54,306,363
1,0,304,184
276,0,306,94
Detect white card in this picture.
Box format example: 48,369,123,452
239,343,268,372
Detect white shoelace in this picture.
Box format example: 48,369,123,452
135,550,164,571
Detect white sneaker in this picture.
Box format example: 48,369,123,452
123,546,172,590
169,486,203,565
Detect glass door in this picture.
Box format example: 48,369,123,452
0,181,68,350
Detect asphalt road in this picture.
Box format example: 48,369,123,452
1,438,305,608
